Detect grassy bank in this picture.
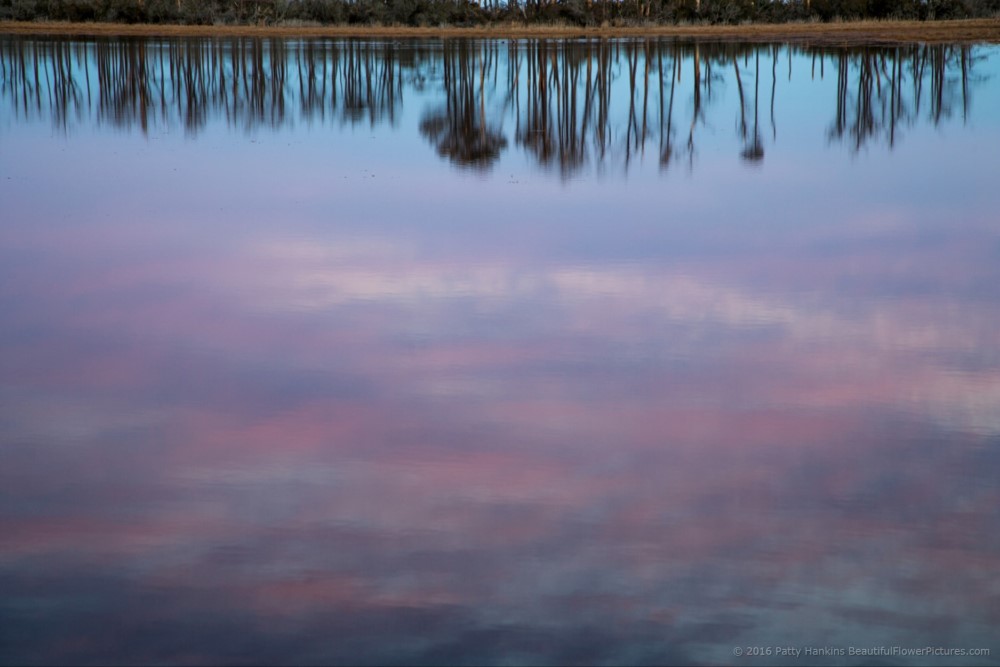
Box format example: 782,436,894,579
2,18,1000,43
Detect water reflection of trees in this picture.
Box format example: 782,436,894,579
0,36,983,170
419,40,507,169
826,44,977,150
0,37,409,134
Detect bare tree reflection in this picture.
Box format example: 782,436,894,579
0,37,410,134
0,37,987,171
658,48,678,169
825,43,976,151
515,39,602,175
736,49,764,164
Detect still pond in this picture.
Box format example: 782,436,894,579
1,35,999,665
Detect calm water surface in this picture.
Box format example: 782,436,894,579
1,36,999,665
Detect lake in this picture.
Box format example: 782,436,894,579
1,35,999,665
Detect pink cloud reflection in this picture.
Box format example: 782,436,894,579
2,204,1000,663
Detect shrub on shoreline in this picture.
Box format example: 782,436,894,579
0,0,990,25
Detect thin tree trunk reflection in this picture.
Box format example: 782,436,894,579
0,37,986,172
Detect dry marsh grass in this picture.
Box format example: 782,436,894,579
2,18,999,44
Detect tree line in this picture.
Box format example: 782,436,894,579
1,0,996,26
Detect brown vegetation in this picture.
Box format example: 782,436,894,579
2,18,1000,44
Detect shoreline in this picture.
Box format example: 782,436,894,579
2,18,1000,44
